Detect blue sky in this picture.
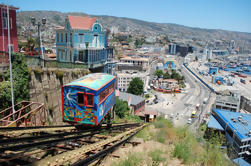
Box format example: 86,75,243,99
2,0,251,33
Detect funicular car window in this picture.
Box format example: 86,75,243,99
99,82,114,103
86,94,94,107
77,92,85,106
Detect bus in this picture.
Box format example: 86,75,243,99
61,73,116,127
191,111,196,118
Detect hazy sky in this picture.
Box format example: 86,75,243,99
2,0,251,33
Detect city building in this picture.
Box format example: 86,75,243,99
116,65,147,92
208,67,218,75
208,109,251,161
116,91,145,115
120,56,149,70
212,50,229,56
152,78,178,89
214,93,240,112
169,43,177,55
55,15,112,69
0,4,18,53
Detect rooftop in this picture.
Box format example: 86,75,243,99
208,115,224,130
216,95,239,104
214,109,251,141
117,91,145,106
65,73,115,90
120,56,149,62
68,15,97,30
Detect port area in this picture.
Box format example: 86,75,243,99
187,61,251,101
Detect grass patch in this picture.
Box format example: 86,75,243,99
153,116,172,129
136,126,153,141
149,149,166,165
155,129,166,143
114,152,143,166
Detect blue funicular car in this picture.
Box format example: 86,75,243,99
61,73,116,127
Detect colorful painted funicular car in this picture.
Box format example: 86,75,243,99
62,73,116,127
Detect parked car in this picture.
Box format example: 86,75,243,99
187,118,192,124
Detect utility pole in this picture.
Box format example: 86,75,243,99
31,17,46,67
6,0,15,118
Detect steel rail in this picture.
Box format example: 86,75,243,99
0,123,141,153
72,125,144,166
34,124,145,166
0,125,73,131
0,128,96,145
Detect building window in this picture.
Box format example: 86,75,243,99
61,33,63,42
86,94,94,107
77,92,85,106
79,34,84,43
65,33,67,42
2,11,7,29
57,33,59,42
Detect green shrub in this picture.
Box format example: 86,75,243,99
144,94,150,98
153,117,172,128
34,66,43,75
55,70,64,80
72,70,80,77
125,115,142,123
1,53,30,111
172,142,191,164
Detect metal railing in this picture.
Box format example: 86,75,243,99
0,101,46,127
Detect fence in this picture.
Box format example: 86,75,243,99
183,63,215,92
25,56,87,69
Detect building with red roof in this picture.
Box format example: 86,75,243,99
56,15,113,69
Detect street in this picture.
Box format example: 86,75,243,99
146,57,215,129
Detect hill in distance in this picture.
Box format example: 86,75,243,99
17,10,251,49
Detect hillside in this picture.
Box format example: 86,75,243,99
17,10,251,49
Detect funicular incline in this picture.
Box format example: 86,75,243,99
0,101,145,165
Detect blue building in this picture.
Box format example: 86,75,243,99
208,109,251,162
56,15,112,69
209,67,218,75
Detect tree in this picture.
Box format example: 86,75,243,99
114,97,130,118
195,56,198,61
26,37,38,51
154,69,163,78
127,77,144,95
0,53,30,111
163,35,169,42
163,71,171,79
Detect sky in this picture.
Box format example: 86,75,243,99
2,0,251,33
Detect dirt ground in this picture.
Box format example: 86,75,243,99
100,137,185,166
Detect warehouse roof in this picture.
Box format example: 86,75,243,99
213,109,251,141
117,91,145,106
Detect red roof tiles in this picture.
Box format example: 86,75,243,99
68,15,97,30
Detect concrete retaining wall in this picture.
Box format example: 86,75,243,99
29,68,90,125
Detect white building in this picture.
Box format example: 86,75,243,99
116,70,147,92
214,94,241,112
120,56,149,70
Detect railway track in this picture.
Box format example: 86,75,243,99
0,123,145,165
